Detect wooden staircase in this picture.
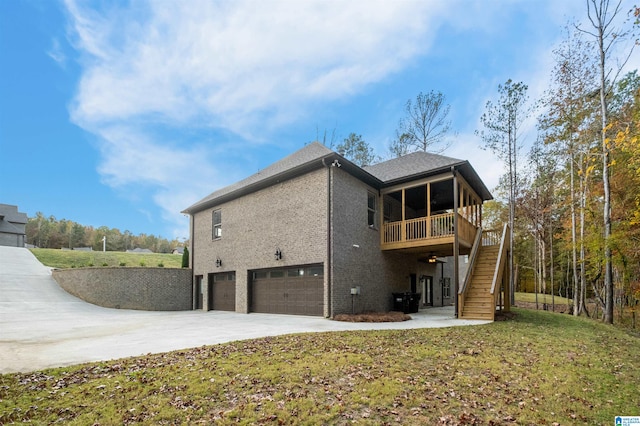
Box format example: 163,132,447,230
460,245,499,320
458,224,510,321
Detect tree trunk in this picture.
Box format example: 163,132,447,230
571,152,580,316
579,151,587,316
598,22,614,325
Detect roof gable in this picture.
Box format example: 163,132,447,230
183,142,335,213
365,152,492,201
364,151,464,183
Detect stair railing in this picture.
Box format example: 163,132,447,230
489,223,510,315
458,226,483,318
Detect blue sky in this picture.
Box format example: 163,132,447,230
1,0,637,240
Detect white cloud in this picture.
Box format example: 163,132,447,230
47,38,66,66
66,0,441,133
63,0,450,234
63,0,635,236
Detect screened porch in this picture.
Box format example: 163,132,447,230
380,175,483,254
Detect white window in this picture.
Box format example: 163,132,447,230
367,191,377,228
212,209,222,239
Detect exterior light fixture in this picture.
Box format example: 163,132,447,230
275,249,282,260
428,256,437,264
216,258,222,267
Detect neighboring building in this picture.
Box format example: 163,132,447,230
126,248,154,254
183,142,507,319
172,247,185,255
0,204,27,247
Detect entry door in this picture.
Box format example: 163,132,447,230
421,276,433,306
410,273,417,293
195,275,203,310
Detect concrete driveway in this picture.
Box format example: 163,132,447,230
0,246,489,374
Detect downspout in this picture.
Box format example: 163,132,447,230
322,158,332,318
189,214,196,310
452,167,459,318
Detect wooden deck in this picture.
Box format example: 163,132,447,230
380,212,477,252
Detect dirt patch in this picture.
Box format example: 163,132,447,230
494,310,517,321
333,311,411,322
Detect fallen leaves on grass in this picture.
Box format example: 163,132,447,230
2,309,639,425
333,311,411,322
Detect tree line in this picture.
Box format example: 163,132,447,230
333,1,639,326
26,212,187,253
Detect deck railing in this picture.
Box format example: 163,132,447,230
382,212,476,246
490,223,510,312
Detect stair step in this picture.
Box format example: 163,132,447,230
466,295,492,301
462,308,493,315
460,314,494,320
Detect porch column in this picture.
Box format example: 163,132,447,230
426,183,431,238
401,189,406,242
453,169,459,318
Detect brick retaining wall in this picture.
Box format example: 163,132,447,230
52,267,193,311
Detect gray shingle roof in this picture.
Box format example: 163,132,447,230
0,204,28,224
183,143,492,214
365,152,492,200
364,151,465,183
183,142,335,213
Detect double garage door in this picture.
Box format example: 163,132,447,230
208,272,236,311
251,264,324,316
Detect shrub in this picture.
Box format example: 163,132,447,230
157,262,164,268
181,247,189,268
102,263,108,267
139,261,146,267
119,262,127,267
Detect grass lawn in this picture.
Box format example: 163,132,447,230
1,308,638,424
29,248,182,269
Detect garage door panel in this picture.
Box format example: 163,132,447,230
210,272,236,312
251,265,323,316
213,281,235,311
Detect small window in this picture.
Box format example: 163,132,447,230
307,266,324,277
214,274,226,282
443,277,451,298
227,272,236,281
253,271,268,279
288,268,304,277
270,270,285,278
367,192,377,228
212,209,222,239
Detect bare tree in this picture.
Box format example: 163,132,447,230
476,79,531,305
336,133,378,167
390,90,453,156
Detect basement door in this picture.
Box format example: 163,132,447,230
250,264,323,316
208,272,236,311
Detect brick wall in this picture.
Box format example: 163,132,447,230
52,267,193,311
191,168,328,314
330,169,428,314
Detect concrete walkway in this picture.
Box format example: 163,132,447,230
0,246,490,374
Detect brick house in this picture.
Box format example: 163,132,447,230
183,142,509,319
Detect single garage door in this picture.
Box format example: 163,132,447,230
208,272,236,311
251,264,323,316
